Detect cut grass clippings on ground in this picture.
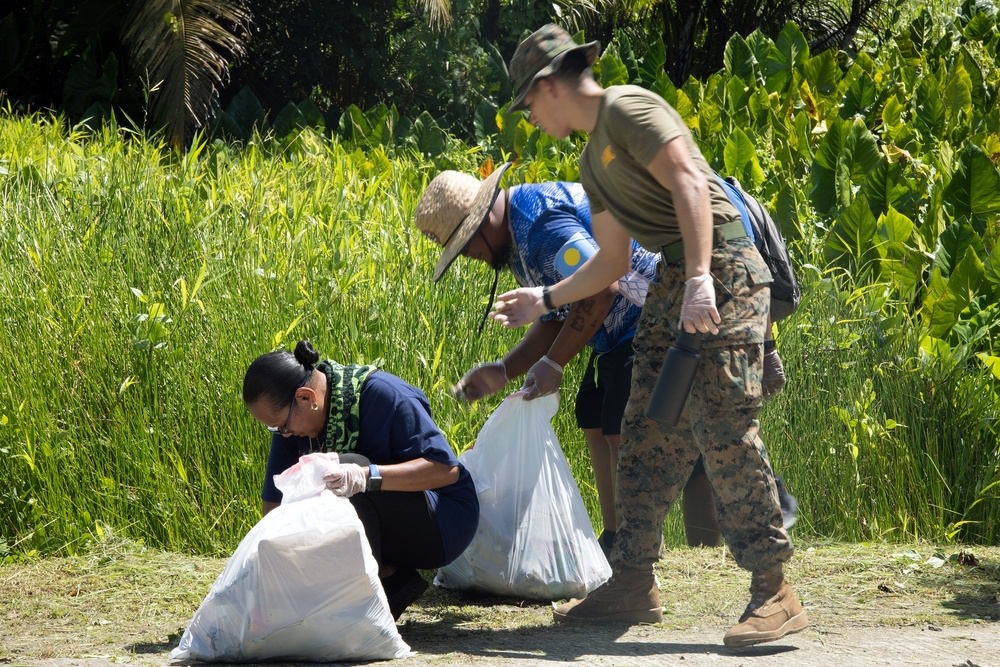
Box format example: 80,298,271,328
2,536,999,661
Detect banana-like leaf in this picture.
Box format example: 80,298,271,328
724,33,756,83
123,0,250,150
914,74,946,142
944,63,973,138
599,44,629,87
862,160,910,218
824,194,878,271
943,143,1000,219
841,71,877,119
923,246,985,339
935,220,987,278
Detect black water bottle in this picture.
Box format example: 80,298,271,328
646,330,703,425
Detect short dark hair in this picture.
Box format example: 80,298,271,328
243,339,320,411
549,49,595,84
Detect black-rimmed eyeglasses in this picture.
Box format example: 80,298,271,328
266,377,308,435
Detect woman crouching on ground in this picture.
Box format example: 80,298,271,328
243,339,479,620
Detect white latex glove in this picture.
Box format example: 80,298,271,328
679,274,721,334
453,361,509,402
522,356,563,401
490,286,547,328
323,463,367,497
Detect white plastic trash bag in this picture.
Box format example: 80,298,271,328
435,392,611,600
169,453,411,662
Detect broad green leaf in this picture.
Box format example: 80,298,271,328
474,100,498,146
337,104,370,142
925,247,985,338
651,73,677,106
726,76,752,118
724,33,756,82
297,99,325,130
63,51,119,117
944,63,973,135
618,35,639,84
409,111,445,157
698,100,723,141
914,75,946,141
942,143,1000,219
963,12,996,41
960,46,986,107
746,30,775,75
977,353,1000,380
723,127,764,187
863,160,910,217
802,50,840,96
877,207,922,298
878,206,915,245
272,102,306,138
228,86,268,137
772,21,809,74
837,118,883,195
908,9,933,53
985,248,1000,288
935,220,987,277
599,44,629,87
841,71,877,119
882,93,906,129
824,194,878,270
675,89,698,130
638,38,666,84
810,117,847,216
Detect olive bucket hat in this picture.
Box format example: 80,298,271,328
509,23,600,112
414,161,513,282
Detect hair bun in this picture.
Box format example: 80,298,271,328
293,339,320,369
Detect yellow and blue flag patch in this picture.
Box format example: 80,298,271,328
554,232,597,278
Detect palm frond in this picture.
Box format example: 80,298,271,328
419,0,453,29
796,0,897,54
123,0,251,149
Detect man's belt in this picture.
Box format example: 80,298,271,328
659,220,748,264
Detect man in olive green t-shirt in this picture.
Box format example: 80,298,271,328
490,24,808,648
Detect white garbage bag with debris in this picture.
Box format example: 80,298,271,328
169,452,411,662
434,392,611,600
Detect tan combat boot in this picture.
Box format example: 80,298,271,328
553,566,662,624
723,565,808,647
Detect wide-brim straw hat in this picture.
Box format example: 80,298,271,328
414,161,513,282
509,23,600,112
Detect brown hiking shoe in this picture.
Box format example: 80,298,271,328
723,567,808,647
553,567,662,624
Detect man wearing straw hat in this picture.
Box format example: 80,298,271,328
413,164,799,554
489,24,808,647
412,163,678,553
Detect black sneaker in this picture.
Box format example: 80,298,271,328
382,568,428,621
597,529,616,558
774,476,798,529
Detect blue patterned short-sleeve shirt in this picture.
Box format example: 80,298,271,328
505,182,659,354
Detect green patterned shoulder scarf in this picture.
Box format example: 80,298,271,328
317,360,377,454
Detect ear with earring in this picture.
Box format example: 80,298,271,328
311,403,319,411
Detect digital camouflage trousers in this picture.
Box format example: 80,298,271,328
613,237,793,574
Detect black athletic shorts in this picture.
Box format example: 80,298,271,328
574,337,635,435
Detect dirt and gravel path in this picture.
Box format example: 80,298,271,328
3,538,998,667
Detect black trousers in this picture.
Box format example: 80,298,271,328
340,454,447,570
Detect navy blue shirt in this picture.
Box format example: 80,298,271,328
261,371,479,562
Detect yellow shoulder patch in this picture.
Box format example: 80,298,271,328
601,145,616,167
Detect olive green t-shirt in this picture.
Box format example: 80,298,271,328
579,85,741,251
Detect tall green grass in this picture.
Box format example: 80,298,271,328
1,112,997,558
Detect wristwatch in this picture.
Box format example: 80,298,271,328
367,464,382,492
